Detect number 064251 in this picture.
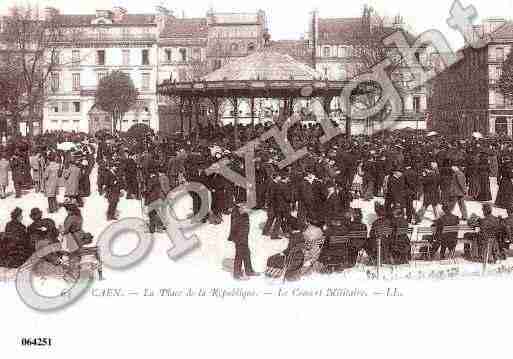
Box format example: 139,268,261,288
21,338,52,346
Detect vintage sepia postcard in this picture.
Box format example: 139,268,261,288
0,0,512,357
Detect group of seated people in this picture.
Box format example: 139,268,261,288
0,201,92,268
265,202,513,280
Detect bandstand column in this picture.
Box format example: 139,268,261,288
194,97,200,141
250,97,256,130
188,98,193,137
179,97,185,138
232,97,239,145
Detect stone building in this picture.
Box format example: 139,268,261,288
428,18,513,137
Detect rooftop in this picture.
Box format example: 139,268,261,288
202,50,323,82
160,18,208,38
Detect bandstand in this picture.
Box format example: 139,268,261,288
157,50,353,144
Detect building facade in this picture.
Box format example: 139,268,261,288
428,18,513,137
41,7,160,134
304,11,429,134
33,6,267,135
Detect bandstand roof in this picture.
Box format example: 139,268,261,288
202,50,323,82
158,50,349,99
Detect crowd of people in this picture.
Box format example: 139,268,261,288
1,120,513,280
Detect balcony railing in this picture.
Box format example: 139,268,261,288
57,34,156,43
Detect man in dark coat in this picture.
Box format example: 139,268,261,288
4,207,28,242
449,165,468,220
367,202,394,264
10,153,26,198
144,172,164,233
478,204,501,263
262,174,293,239
27,207,59,250
430,204,460,259
124,154,139,200
384,168,407,216
103,164,123,221
228,203,258,280
403,165,419,224
323,183,351,225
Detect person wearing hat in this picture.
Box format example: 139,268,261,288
10,151,26,198
4,207,28,242
266,217,307,280
384,165,407,217
319,212,352,272
0,152,9,199
390,204,411,264
366,202,393,264
43,153,61,213
60,201,87,252
228,202,259,280
449,164,468,221
27,207,59,251
416,162,441,223
102,163,124,221
429,204,460,260
476,203,500,263
495,156,513,209
29,150,42,193
63,158,82,207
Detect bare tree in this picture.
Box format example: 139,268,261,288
0,4,62,135
347,5,407,136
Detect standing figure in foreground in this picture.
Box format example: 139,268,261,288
228,203,259,280
44,153,61,214
0,152,9,199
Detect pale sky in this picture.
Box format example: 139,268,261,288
1,0,513,50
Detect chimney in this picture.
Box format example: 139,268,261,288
44,7,59,21
112,7,127,22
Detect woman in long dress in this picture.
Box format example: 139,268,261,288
476,154,492,202
495,156,513,209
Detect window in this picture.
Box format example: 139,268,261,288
323,47,330,57
165,49,172,62
496,92,505,107
497,65,503,80
496,47,505,62
496,117,508,134
72,73,80,91
98,28,107,40
97,72,107,85
51,73,59,92
122,49,130,66
122,28,130,38
141,73,150,90
179,48,187,62
50,103,59,113
413,96,421,113
61,102,69,112
52,51,60,65
142,49,149,65
72,50,80,66
97,50,105,65
248,43,255,52
73,102,81,113
193,48,201,60
231,43,239,52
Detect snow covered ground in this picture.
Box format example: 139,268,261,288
3,166,513,359
0,165,512,288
